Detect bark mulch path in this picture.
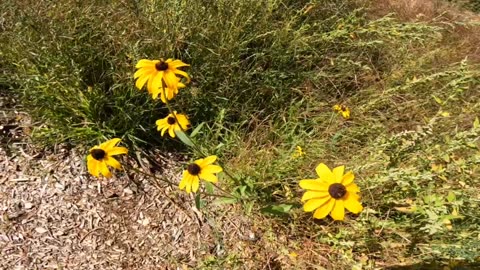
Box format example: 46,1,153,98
0,95,258,270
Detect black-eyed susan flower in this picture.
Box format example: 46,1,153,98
134,58,190,101
155,111,190,138
87,138,128,178
333,104,350,120
179,155,223,193
299,163,362,221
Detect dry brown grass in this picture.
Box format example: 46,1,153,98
370,0,480,62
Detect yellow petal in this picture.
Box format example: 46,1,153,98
156,118,167,128
87,156,100,177
168,126,176,138
315,163,334,183
105,156,122,170
198,155,217,167
191,177,200,192
332,165,345,183
199,172,218,183
135,73,151,90
159,87,167,103
173,69,190,83
201,165,223,174
330,200,345,221
169,59,190,68
135,59,157,68
108,147,128,156
185,175,193,193
163,71,178,91
99,162,112,178
344,193,363,214
301,191,329,202
179,171,189,190
156,122,168,131
134,66,155,79
147,72,155,94
159,126,167,136
346,183,360,193
299,179,328,191
313,198,335,219
176,114,190,130
100,138,121,151
303,196,330,212
342,171,355,186
151,71,164,93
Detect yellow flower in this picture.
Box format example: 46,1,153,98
299,163,362,221
156,111,190,138
87,138,128,178
292,146,305,158
179,155,223,193
134,58,190,101
159,77,186,103
333,104,350,119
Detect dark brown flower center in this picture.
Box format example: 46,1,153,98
340,105,347,112
187,163,201,175
328,183,347,199
91,149,106,161
167,116,176,125
155,61,169,71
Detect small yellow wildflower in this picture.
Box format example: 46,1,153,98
299,163,362,221
134,58,190,101
87,138,128,178
179,155,223,193
333,104,350,119
292,146,305,158
155,111,190,138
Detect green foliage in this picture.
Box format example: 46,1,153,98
0,0,440,149
2,0,480,267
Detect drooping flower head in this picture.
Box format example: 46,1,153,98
134,58,190,102
155,111,190,138
87,138,128,178
299,163,362,221
333,104,350,120
179,155,223,193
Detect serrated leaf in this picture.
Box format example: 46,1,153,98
175,130,194,147
190,122,205,138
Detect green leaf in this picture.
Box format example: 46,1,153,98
175,130,194,147
474,117,479,129
195,193,203,209
213,197,238,205
447,191,456,202
260,204,294,216
190,122,205,138
205,181,214,194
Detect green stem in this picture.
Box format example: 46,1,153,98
162,83,242,189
